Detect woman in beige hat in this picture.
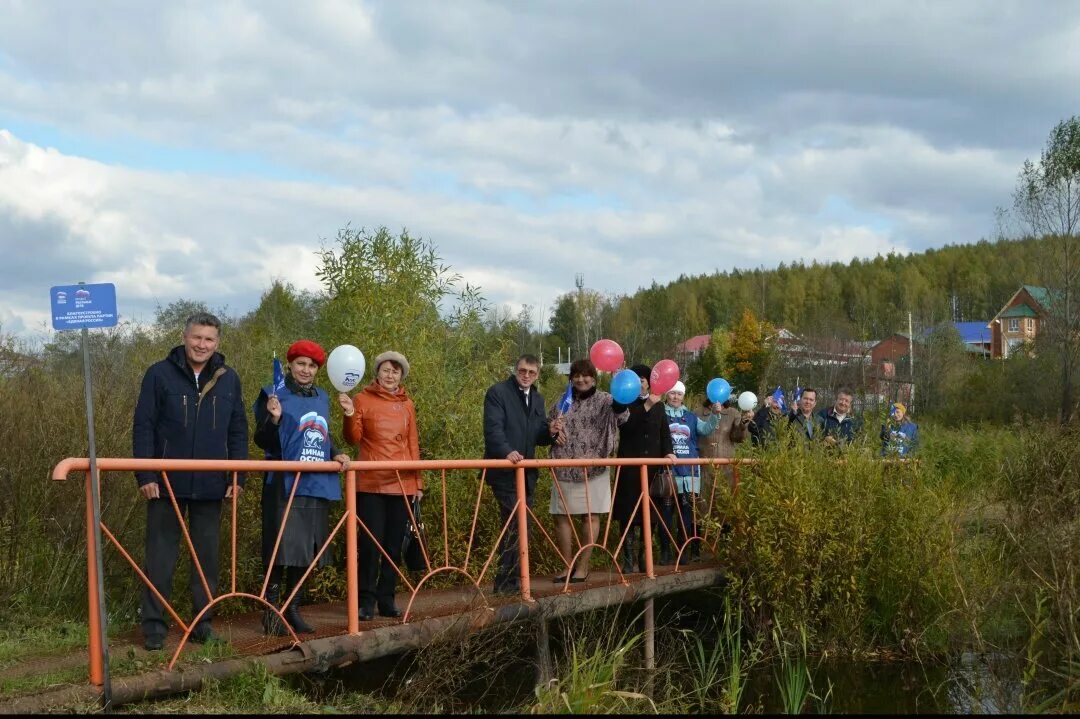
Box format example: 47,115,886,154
339,351,422,621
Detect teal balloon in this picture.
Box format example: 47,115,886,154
611,369,642,405
706,378,732,404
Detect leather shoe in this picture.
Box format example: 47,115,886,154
569,574,590,584
190,628,222,645
358,607,374,622
377,604,403,618
143,635,164,651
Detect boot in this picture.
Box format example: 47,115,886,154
620,529,635,574
282,568,314,634
262,567,288,637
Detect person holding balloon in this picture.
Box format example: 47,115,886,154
610,363,676,574
340,350,422,621
547,357,630,584
695,379,751,525
253,340,351,636
660,381,723,564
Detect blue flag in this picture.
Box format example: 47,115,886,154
556,382,573,415
771,385,786,413
272,355,286,396
793,386,803,406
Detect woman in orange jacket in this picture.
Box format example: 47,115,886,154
339,350,422,621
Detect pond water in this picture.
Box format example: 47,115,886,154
290,590,1025,714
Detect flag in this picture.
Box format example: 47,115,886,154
556,381,573,415
793,385,803,405
271,355,286,396
771,385,786,413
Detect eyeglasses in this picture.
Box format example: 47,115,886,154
516,367,539,377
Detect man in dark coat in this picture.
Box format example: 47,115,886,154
482,354,556,594
132,312,249,649
819,387,863,447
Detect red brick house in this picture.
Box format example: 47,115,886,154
674,333,712,367
988,285,1053,359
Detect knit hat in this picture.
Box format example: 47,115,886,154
629,364,651,380
669,381,686,395
286,339,326,367
373,350,410,379
890,402,906,417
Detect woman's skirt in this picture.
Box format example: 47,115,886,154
549,469,611,515
261,473,333,569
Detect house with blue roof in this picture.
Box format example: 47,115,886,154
951,322,993,357
988,285,1054,359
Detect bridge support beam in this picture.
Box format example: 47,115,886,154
643,597,655,672
535,616,554,687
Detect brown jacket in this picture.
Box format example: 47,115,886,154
342,381,422,495
696,406,748,459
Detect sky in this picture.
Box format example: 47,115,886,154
2,0,1079,341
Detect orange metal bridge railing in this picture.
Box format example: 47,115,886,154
51,456,752,686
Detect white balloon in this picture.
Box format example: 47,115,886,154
737,391,758,412
327,344,366,393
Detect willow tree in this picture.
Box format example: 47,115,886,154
1013,117,1080,424
315,225,511,459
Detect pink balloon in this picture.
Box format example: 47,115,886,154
650,359,680,395
589,339,624,373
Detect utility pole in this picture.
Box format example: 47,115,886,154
575,273,585,358
538,302,545,366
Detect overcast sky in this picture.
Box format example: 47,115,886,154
3,1,1079,341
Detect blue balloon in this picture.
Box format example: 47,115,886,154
706,378,732,404
610,369,642,405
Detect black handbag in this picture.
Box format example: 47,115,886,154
402,496,428,572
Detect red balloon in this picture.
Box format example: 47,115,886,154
650,359,680,395
589,339,624,373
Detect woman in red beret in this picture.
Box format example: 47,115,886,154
339,350,422,622
253,340,351,636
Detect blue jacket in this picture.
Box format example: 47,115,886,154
881,419,919,456
132,346,249,499
819,407,863,444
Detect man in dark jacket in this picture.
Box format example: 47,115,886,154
788,387,824,442
818,387,863,447
482,354,556,594
132,312,249,649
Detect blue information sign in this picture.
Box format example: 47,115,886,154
50,283,119,330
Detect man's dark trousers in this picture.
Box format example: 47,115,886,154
490,475,537,591
141,497,222,640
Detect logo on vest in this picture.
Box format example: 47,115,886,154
297,411,329,462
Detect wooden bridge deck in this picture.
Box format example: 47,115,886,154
3,563,725,713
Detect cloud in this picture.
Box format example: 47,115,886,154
1,1,1073,340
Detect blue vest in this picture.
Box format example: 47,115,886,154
666,407,701,493
261,384,342,500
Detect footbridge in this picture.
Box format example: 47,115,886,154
29,456,745,710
